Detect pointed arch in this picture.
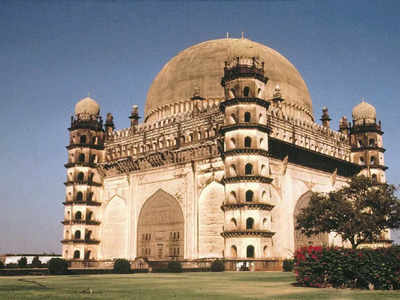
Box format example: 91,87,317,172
137,189,184,260
294,191,328,250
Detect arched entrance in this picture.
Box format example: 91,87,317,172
137,189,184,260
294,191,329,250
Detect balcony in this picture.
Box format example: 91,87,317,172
64,180,102,187
63,200,101,207
221,202,274,211
61,238,100,245
221,229,274,238
61,219,101,225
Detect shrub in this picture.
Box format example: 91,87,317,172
0,261,4,269
167,261,183,273
18,257,27,268
31,256,42,268
294,245,400,290
282,259,294,272
113,259,131,274
48,258,68,275
211,260,225,272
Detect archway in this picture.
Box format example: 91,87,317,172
101,196,128,259
137,189,184,260
294,191,329,250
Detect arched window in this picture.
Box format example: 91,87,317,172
87,192,93,201
244,137,251,148
76,191,83,201
230,113,237,123
263,218,268,227
230,218,237,228
246,218,254,230
263,246,269,257
77,172,84,182
230,165,237,177
231,245,237,258
369,139,375,147
230,138,236,148
257,88,262,97
246,190,253,202
75,211,82,220
85,230,92,240
247,245,255,258
90,154,96,163
243,86,250,97
87,211,93,221
73,250,80,259
370,156,376,165
244,112,251,122
92,137,97,144
80,135,86,144
262,190,267,201
372,174,377,182
360,157,365,165
78,153,85,163
74,230,81,239
88,173,94,183
84,250,91,260
230,191,237,202
245,163,253,175
229,88,236,98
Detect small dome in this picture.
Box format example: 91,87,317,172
74,97,100,116
352,101,376,125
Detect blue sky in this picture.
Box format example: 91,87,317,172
0,0,399,253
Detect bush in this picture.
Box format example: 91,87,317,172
48,258,68,275
113,259,131,274
167,261,183,273
282,259,294,272
0,261,4,269
31,256,42,268
18,257,27,268
294,245,400,290
211,260,225,272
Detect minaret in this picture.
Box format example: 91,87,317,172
62,97,104,263
350,101,387,183
320,107,331,128
220,56,275,262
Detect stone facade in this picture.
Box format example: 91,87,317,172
61,38,389,268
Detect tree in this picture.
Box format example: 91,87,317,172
31,256,42,268
18,256,27,268
113,259,131,274
296,176,400,249
48,258,68,275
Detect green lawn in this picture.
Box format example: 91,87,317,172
0,272,399,300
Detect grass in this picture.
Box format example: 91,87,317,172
0,272,399,300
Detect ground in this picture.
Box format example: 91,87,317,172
0,272,399,300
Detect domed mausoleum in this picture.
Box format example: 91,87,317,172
62,38,390,270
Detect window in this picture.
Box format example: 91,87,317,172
245,163,253,175
76,191,83,201
360,157,365,165
370,156,376,164
230,165,237,176
80,135,86,144
231,245,237,258
77,172,84,182
74,230,81,239
246,218,254,230
85,230,92,240
369,139,375,147
78,153,85,163
75,211,82,220
246,190,253,202
90,154,96,163
87,192,93,201
84,250,91,260
230,191,237,202
244,112,251,122
230,138,236,148
86,211,93,221
243,87,250,97
230,218,237,228
88,173,94,183
92,137,97,144
230,113,237,123
247,245,255,258
230,88,236,98
257,88,262,97
73,250,80,259
372,174,377,182
244,137,251,148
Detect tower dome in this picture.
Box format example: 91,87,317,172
352,101,376,125
145,38,313,122
74,97,100,116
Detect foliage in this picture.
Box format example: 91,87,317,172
282,259,294,272
48,258,68,275
0,261,4,269
296,176,400,249
294,245,400,290
113,259,131,274
167,261,183,273
210,259,225,272
17,257,27,268
31,256,42,268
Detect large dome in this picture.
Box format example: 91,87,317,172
145,38,314,122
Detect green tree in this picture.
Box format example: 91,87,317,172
18,256,28,268
31,256,42,268
296,176,400,249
